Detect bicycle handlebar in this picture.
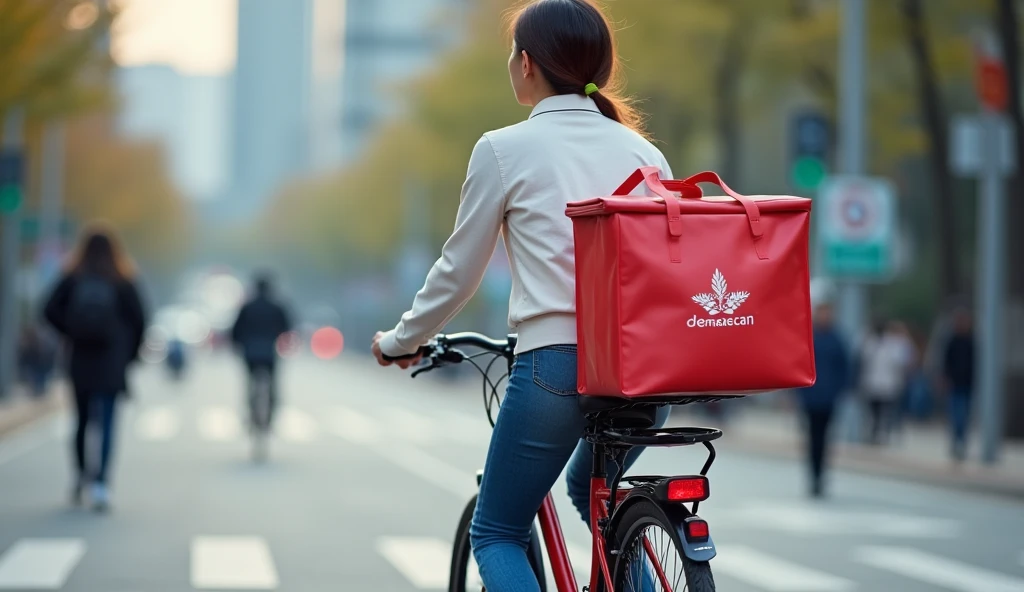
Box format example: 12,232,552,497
381,333,516,374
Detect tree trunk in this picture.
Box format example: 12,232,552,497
901,0,961,301
715,27,746,186
994,0,1024,440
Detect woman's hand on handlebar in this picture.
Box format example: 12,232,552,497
371,331,424,369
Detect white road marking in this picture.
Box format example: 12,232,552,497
332,405,475,497
0,538,86,590
375,442,477,499
857,546,1024,592
0,415,62,466
437,411,493,444
377,537,451,589
328,406,379,445
277,407,317,442
190,536,279,590
387,406,438,445
198,406,242,442
135,406,179,441
721,503,960,538
712,545,855,591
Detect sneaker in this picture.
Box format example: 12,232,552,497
90,483,110,513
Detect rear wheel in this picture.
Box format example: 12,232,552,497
449,495,546,592
610,500,714,592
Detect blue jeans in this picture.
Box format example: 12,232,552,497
949,389,971,458
73,390,118,484
469,346,669,592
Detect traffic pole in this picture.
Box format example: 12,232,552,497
977,111,1008,464
0,110,25,398
837,0,868,345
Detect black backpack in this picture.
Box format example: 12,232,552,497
66,275,119,346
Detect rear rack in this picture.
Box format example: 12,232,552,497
598,426,722,447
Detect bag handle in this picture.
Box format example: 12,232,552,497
612,167,701,243
677,171,764,241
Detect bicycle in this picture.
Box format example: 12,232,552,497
387,332,721,592
248,366,274,462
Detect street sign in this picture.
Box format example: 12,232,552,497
951,114,1016,176
0,150,24,213
818,176,897,280
791,111,830,192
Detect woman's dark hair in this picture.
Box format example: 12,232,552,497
66,223,134,280
507,0,645,135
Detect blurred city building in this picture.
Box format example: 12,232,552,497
340,0,469,163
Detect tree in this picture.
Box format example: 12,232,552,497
0,0,115,122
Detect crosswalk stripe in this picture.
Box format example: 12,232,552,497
437,411,493,444
856,546,1024,592
712,545,855,591
0,538,86,589
329,406,379,445
277,407,318,442
377,537,450,589
198,406,242,442
386,406,438,445
136,406,180,441
191,536,278,590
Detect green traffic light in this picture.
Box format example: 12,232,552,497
792,156,827,191
0,185,22,213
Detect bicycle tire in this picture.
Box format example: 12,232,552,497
449,495,546,592
610,499,714,592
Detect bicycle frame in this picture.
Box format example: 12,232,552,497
537,441,677,592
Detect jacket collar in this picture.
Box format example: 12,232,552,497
529,93,602,119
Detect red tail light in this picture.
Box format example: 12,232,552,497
685,519,710,541
667,477,709,502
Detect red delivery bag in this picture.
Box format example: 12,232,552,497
566,168,816,398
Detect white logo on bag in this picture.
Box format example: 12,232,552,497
688,269,754,328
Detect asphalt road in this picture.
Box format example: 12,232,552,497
1,352,1023,591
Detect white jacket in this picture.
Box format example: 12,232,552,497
379,93,672,356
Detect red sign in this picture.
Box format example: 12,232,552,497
977,56,1009,112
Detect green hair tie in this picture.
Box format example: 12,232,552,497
584,83,599,96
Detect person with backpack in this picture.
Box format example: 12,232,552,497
43,225,146,512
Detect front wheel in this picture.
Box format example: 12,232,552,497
610,500,714,592
449,495,546,592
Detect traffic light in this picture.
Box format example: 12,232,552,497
0,150,24,214
791,112,830,193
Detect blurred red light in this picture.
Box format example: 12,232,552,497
276,331,300,358
311,327,344,359
667,477,709,502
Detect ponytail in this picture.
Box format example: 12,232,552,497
509,0,648,137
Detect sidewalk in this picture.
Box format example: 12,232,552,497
671,397,1024,499
0,383,65,438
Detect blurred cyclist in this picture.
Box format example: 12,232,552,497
231,273,291,429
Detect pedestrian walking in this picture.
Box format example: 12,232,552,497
797,303,849,498
943,307,975,461
858,319,915,445
43,224,146,512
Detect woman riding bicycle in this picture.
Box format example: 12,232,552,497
372,1,672,589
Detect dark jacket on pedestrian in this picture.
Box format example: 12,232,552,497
44,273,146,394
943,333,974,393
799,327,849,412
231,293,291,365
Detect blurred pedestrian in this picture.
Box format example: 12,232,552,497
43,225,146,512
231,273,291,431
797,303,849,498
858,319,915,445
943,307,975,461
166,337,186,380
17,324,54,397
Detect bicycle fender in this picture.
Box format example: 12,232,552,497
607,489,717,563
